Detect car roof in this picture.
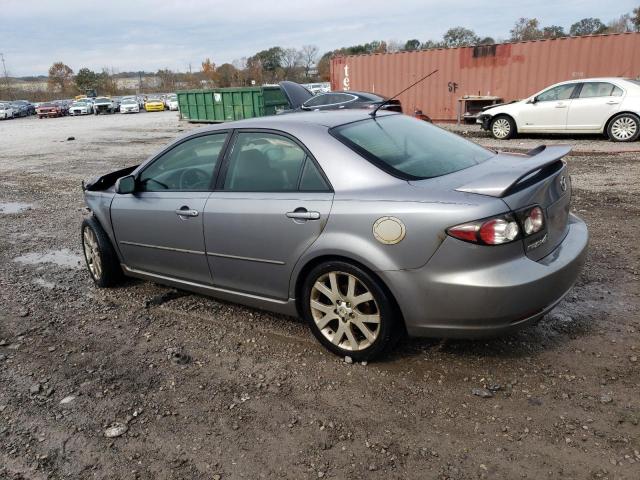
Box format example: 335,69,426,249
199,110,398,131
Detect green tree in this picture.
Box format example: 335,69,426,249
542,25,565,39
403,39,421,51
442,27,479,47
510,18,542,41
47,61,74,93
570,17,606,36
478,36,495,45
74,68,98,92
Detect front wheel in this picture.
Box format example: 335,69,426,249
301,261,400,361
490,115,516,140
81,216,123,287
607,113,640,142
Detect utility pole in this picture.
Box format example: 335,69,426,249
0,53,12,100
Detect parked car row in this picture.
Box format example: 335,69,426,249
0,99,37,119
0,94,182,120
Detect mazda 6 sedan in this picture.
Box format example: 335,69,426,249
81,110,588,360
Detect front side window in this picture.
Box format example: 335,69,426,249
331,115,493,180
536,84,576,102
578,82,621,98
223,132,310,191
138,134,227,192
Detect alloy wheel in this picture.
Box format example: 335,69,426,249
492,118,511,139
611,117,637,141
83,227,102,280
310,271,381,351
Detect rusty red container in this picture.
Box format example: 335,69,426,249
330,32,640,122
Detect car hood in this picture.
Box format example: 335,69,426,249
279,81,314,109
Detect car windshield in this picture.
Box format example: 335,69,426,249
122,99,136,104
331,114,494,180
95,97,109,102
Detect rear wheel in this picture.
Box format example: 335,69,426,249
607,113,640,142
490,115,516,140
81,216,123,287
301,261,400,361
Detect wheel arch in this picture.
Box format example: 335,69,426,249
604,111,640,136
491,113,519,133
292,254,407,333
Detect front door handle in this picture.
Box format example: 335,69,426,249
175,207,199,217
555,103,567,108
286,209,321,220
606,100,620,105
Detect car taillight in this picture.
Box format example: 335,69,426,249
447,215,520,245
522,206,544,235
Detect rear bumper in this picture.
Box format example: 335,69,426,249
379,213,588,338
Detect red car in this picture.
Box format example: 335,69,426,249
36,102,64,118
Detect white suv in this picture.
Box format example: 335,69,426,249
477,77,640,142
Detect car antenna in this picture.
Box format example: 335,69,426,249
370,68,439,118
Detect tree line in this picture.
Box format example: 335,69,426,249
4,7,638,101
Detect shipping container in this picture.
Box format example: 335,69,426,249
177,86,289,123
330,32,640,122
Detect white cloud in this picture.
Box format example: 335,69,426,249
1,0,637,75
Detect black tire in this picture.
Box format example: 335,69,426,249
301,261,401,361
490,115,517,140
606,113,640,142
81,216,123,288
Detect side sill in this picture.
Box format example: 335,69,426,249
121,264,298,317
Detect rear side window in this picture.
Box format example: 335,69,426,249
578,82,621,98
331,115,493,180
223,132,307,191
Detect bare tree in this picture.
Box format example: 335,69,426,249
281,47,302,81
47,61,74,93
606,14,633,33
300,45,318,81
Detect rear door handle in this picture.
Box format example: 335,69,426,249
175,207,199,217
555,103,567,108
606,100,620,105
286,210,321,220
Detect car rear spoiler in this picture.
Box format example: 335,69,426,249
455,145,571,197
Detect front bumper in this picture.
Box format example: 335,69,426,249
476,114,491,130
379,213,588,338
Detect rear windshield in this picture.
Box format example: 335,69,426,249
330,114,493,180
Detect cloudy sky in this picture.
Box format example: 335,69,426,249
2,0,637,76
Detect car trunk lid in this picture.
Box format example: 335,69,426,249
279,81,314,109
411,144,572,261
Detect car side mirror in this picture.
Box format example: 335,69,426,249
115,175,136,194
527,97,537,104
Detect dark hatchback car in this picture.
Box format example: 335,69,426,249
280,81,402,113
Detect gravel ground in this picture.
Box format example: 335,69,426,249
0,112,639,480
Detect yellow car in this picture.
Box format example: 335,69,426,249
144,99,165,112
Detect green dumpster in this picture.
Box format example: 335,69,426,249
177,86,290,123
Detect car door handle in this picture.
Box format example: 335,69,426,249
286,210,321,220
606,100,620,105
555,103,567,108
175,207,199,217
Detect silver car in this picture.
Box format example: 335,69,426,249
81,111,588,359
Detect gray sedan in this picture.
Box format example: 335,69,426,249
81,111,588,360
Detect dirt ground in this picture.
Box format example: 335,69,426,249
0,112,638,480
